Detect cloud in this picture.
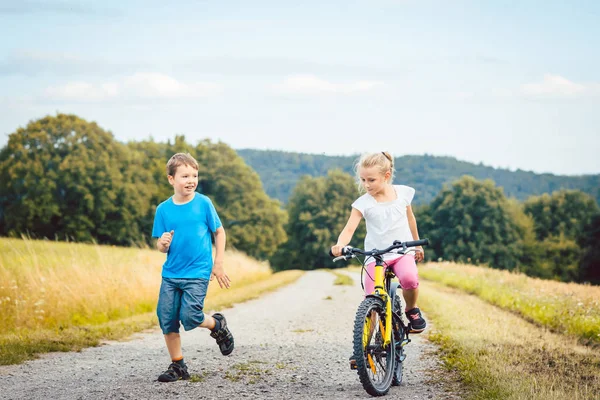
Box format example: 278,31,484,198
521,74,598,98
45,82,119,101
274,74,383,95
42,73,222,102
123,73,221,98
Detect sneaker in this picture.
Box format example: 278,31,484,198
210,313,235,355
405,307,426,333
157,362,190,382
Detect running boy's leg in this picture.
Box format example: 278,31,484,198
157,278,190,382
179,279,235,356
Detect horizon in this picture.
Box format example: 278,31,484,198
235,147,599,178
1,1,599,175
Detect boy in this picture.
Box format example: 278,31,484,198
152,153,234,383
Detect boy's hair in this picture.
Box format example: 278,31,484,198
354,152,395,192
166,153,199,177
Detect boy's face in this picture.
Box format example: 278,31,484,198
168,163,198,199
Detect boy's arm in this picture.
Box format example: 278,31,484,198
211,227,230,288
406,206,424,262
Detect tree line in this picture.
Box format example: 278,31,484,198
0,114,286,259
236,149,600,205
273,171,599,284
1,114,598,284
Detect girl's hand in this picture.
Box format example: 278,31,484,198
331,244,344,257
414,246,424,262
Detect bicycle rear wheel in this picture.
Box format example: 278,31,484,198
392,295,407,386
352,297,395,396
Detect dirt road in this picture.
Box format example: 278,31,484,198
0,271,461,399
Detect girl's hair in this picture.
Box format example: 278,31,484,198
354,152,395,192
166,153,199,177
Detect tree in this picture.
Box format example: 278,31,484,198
194,141,287,259
579,214,600,284
126,137,186,244
0,114,154,245
426,176,524,270
270,170,365,271
523,190,599,241
523,190,599,282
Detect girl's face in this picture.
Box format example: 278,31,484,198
359,166,391,196
168,163,198,200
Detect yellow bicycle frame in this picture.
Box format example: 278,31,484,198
371,261,392,348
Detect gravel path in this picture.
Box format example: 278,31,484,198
0,271,461,400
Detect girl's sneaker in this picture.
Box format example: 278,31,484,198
405,307,426,333
157,362,190,382
210,313,235,355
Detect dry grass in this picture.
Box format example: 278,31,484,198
420,262,600,346
0,237,162,331
420,280,600,400
0,237,303,365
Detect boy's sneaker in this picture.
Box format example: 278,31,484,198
210,313,234,355
157,362,190,382
405,307,426,333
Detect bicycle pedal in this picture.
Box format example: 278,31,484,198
349,359,358,370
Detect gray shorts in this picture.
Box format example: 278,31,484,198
157,277,209,334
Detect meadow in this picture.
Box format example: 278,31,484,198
420,262,600,346
0,238,303,365
418,262,600,399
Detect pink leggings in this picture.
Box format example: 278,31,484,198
363,254,419,295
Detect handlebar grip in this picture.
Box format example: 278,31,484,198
328,249,335,257
404,238,429,247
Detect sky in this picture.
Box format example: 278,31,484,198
1,0,599,176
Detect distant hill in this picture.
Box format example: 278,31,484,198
236,149,600,205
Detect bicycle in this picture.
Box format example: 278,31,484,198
331,238,429,396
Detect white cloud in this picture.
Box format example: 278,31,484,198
45,82,119,101
274,74,383,95
521,74,596,98
42,73,222,102
123,73,221,98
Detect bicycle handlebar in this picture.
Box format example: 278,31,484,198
329,239,429,262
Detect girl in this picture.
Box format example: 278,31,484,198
330,151,426,333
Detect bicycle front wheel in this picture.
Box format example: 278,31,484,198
352,297,395,396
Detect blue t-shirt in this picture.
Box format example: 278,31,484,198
152,192,222,279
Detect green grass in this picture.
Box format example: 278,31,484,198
0,313,157,365
420,262,600,346
419,280,600,400
224,360,272,384
326,269,354,286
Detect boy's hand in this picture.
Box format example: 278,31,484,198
415,246,424,262
158,230,174,252
211,261,231,289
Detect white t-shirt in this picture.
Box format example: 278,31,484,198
352,185,416,262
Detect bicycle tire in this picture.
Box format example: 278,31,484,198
352,297,395,396
391,295,406,386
